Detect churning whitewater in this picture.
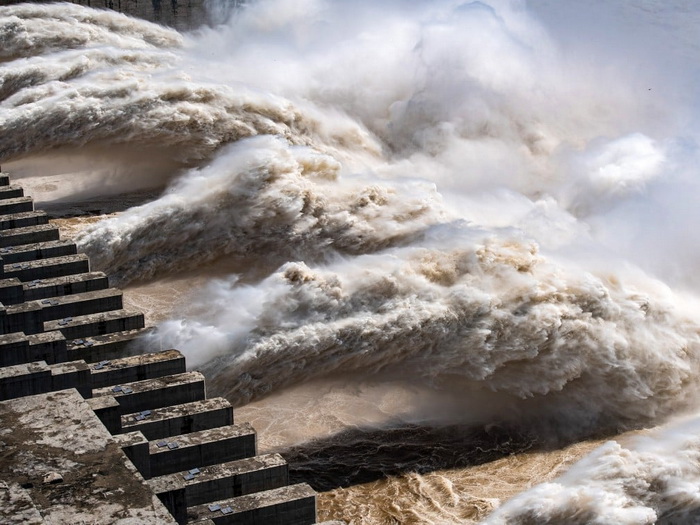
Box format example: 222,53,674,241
3,0,700,522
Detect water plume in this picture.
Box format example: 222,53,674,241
484,413,700,524
151,235,700,439
76,135,444,284
0,2,182,62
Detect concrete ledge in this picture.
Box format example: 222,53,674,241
93,371,206,414
187,483,317,525
90,348,186,388
1,301,43,335
149,423,257,478
3,253,89,282
0,211,49,231
87,394,122,434
149,453,289,524
0,224,60,248
0,277,23,305
66,328,151,363
23,271,109,301
45,308,145,339
0,360,92,400
0,331,67,366
121,397,233,440
114,431,151,479
0,332,29,366
0,197,33,215
0,239,76,264
26,331,67,364
49,360,91,398
36,288,123,321
0,184,23,200
0,361,51,400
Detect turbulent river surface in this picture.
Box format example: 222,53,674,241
3,1,700,523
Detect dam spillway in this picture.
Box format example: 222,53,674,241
0,171,323,524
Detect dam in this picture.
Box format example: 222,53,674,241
0,171,332,524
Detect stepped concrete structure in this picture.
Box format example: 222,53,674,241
0,172,319,524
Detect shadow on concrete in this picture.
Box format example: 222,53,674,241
283,423,536,492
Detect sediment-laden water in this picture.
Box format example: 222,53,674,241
3,1,700,522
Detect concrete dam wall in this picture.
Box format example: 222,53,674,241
0,172,325,524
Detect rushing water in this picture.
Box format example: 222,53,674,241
3,1,700,523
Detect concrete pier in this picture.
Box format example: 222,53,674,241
115,430,152,479
0,360,91,400
0,185,24,200
0,239,77,264
22,270,109,301
148,423,258,477
1,301,43,334
0,224,61,247
0,278,23,305
65,327,151,363
36,287,124,321
89,348,186,388
121,397,233,440
0,196,34,215
188,483,317,525
93,371,207,414
148,453,289,524
3,253,90,281
0,173,320,525
0,331,67,366
0,211,49,230
44,308,145,338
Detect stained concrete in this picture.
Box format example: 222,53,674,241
114,430,151,479
0,332,28,365
87,394,122,434
90,348,186,388
35,287,123,321
1,301,43,334
26,330,67,364
23,271,109,301
65,327,151,363
148,452,289,523
0,239,77,264
93,371,206,414
3,253,90,281
0,482,44,524
121,396,233,440
0,361,51,400
0,211,49,230
0,360,93,400
0,185,24,200
0,224,60,248
149,423,257,477
0,277,23,304
44,308,145,339
0,331,67,366
0,196,33,215
187,483,317,525
0,389,177,523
